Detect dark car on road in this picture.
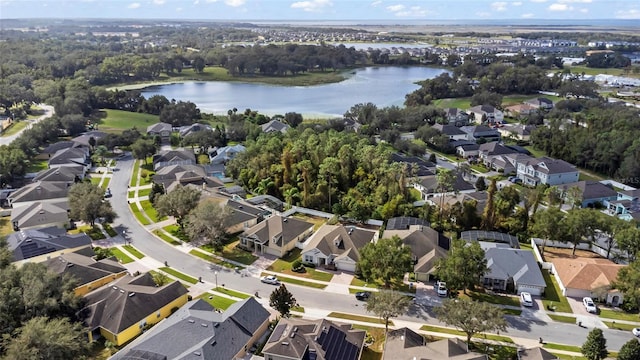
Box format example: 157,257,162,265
355,291,371,301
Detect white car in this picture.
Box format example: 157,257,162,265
583,297,597,313
261,275,279,285
435,281,448,297
632,328,640,337
520,292,533,307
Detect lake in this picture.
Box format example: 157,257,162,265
140,66,447,118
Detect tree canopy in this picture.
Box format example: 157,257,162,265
365,290,411,333
435,299,507,344
154,185,202,228
68,182,116,227
269,284,297,318
357,236,413,288
581,328,608,360
435,238,487,294
185,201,231,248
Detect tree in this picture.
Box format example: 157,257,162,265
269,284,297,318
93,247,113,261
151,272,171,286
185,201,231,248
130,138,157,164
436,169,455,224
283,112,303,128
435,299,507,344
531,207,565,256
481,178,497,230
614,259,640,313
148,182,165,205
617,226,640,262
154,185,201,229
617,338,640,360
357,236,413,288
365,290,411,334
68,183,116,226
1,316,89,360
475,176,486,191
435,238,487,294
581,328,608,360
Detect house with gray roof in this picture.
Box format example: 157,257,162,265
444,108,470,127
152,149,196,171
382,225,450,282
32,165,86,183
386,217,430,231
515,156,579,186
301,224,378,272
383,327,487,360
498,124,537,141
390,153,436,177
83,272,189,346
178,123,212,138
240,215,314,257
432,123,468,141
558,181,618,208
477,142,520,168
461,125,502,143
72,131,107,148
262,318,366,360
224,199,268,234
483,248,546,296
11,199,70,231
525,97,554,110
111,297,270,360
37,141,80,160
456,143,480,158
48,147,91,170
152,164,224,192
44,250,127,296
146,122,172,141
7,181,70,207
261,119,291,134
6,226,92,265
518,347,558,360
414,172,475,200
209,144,246,165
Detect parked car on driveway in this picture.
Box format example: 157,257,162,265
260,275,279,285
520,292,533,307
583,297,597,313
355,291,371,301
435,281,448,297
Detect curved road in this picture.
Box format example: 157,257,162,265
0,104,55,146
109,154,635,351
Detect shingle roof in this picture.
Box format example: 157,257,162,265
6,227,92,261
518,347,559,360
112,297,269,360
8,181,70,204
302,224,376,263
524,157,577,175
242,215,313,250
41,141,78,155
383,328,486,360
83,273,188,334
386,217,430,231
469,105,497,114
152,149,196,168
32,165,85,182
261,120,290,133
147,122,172,134
419,173,475,193
433,123,466,136
48,147,89,166
484,248,546,288
383,225,449,274
551,257,623,291
11,200,69,229
44,251,126,287
558,181,617,201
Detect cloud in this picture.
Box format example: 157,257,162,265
579,8,588,13
548,3,571,11
225,0,245,6
193,0,199,4
291,0,333,12
512,2,523,6
176,7,183,11
386,4,405,12
153,0,165,4
394,5,428,17
491,2,508,11
521,13,535,17
370,0,382,7
558,0,591,3
616,8,640,19
530,0,547,2
127,2,140,9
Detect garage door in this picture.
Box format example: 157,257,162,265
517,285,542,296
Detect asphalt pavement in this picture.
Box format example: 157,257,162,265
0,104,54,146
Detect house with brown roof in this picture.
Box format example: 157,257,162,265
504,103,538,118
301,224,378,272
383,327,487,360
82,272,189,346
262,318,366,360
382,225,450,282
551,257,624,306
43,250,128,296
239,215,314,257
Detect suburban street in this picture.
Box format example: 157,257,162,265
108,154,636,351
0,104,55,146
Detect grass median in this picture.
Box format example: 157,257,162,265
160,267,199,284
548,314,576,324
129,203,151,225
261,272,326,289
214,287,251,300
189,249,241,270
420,325,514,343
110,248,134,264
328,312,388,325
123,245,145,259
153,229,182,245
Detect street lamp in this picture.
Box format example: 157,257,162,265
215,271,218,289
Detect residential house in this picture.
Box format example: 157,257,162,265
246,194,285,212
483,248,546,295
551,257,624,306
342,118,363,132
606,188,640,222
487,153,533,175
525,97,554,110
111,297,270,360
0,189,16,208
83,272,189,346
262,318,366,360
382,225,450,282
151,164,224,192
414,173,475,201
32,165,86,183
517,347,559,360
6,226,92,266
37,141,79,160
178,123,212,138
11,200,70,231
152,149,196,171
386,216,430,231
390,153,436,177
461,230,520,249
226,199,268,234
558,181,618,208
48,147,91,170
7,181,70,207
432,123,468,141
209,144,246,165
301,224,378,272
456,143,480,159
43,250,128,296
240,215,314,257
261,119,291,134
71,131,107,148
461,125,502,143
468,105,504,125
383,327,487,360
477,142,519,167
498,124,537,141
504,104,537,118
444,108,470,127
146,122,172,141
515,156,579,186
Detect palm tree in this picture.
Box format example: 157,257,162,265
283,187,299,209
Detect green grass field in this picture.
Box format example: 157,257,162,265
122,245,145,259
603,320,637,331
140,200,162,222
0,217,14,238
214,286,251,299
420,325,514,343
138,188,151,197
198,292,237,311
129,203,151,225
0,120,29,137
261,272,327,289
110,248,134,264
153,229,181,245
96,109,159,133
548,314,576,324
130,160,140,187
266,248,332,281
26,159,49,173
159,267,198,284
599,308,640,322
458,291,521,307
541,270,572,313
189,249,240,270
328,312,388,325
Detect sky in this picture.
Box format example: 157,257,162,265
1,0,640,21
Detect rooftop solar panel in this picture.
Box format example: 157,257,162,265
269,324,286,343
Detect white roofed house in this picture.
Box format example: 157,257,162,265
301,224,378,272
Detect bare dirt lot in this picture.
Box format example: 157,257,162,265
542,247,602,260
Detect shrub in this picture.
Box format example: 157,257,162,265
292,259,306,273
302,261,316,268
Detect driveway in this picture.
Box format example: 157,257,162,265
567,296,608,329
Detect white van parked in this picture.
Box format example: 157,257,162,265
520,292,533,307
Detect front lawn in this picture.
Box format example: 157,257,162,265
214,286,251,299
123,245,145,259
97,109,160,133
163,224,190,242
209,239,258,266
352,326,386,360
101,177,111,190
129,203,151,225
541,270,572,313
189,249,240,270
0,217,14,238
26,159,49,173
603,321,638,331
102,223,118,237
420,325,514,343
138,188,151,197
260,272,327,289
159,267,198,284
458,290,521,307
548,314,576,324
140,200,163,222
198,292,237,311
109,248,134,264
328,312,388,325
153,229,181,245
90,176,102,185
0,120,29,137
73,225,106,240
350,276,415,294
266,248,332,281
543,343,583,353
599,308,640,322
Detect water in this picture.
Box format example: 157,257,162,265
140,66,448,118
